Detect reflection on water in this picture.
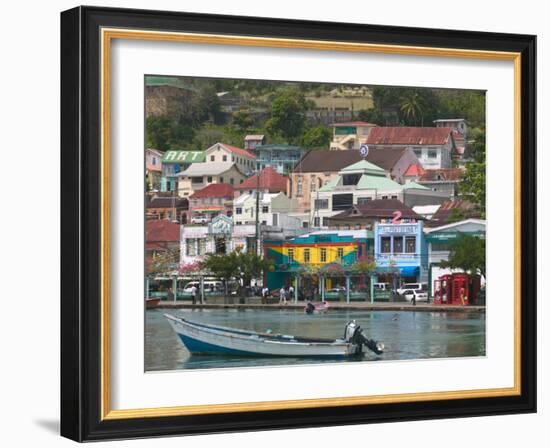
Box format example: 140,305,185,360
145,309,486,371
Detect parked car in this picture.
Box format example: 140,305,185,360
401,289,428,302
191,216,208,225
396,283,427,296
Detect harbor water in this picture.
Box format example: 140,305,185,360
145,308,486,371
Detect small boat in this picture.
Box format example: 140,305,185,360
165,314,384,358
305,301,330,314
146,297,161,309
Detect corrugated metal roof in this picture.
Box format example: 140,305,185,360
366,127,453,145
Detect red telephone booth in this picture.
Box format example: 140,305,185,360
451,273,469,305
434,274,452,304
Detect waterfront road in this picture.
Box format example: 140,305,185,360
155,299,485,313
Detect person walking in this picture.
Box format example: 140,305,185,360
288,284,295,302
191,284,197,305
279,286,287,305
261,286,269,304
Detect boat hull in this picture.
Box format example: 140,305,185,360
165,314,361,357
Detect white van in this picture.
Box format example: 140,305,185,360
183,281,223,293
373,283,390,291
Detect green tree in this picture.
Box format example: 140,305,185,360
266,89,308,143
146,116,173,150
201,252,239,297
232,109,254,130
459,128,486,218
356,108,385,125
440,234,486,279
399,90,425,125
302,125,331,148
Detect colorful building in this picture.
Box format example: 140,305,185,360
264,230,373,301
329,121,377,150
188,183,235,223
145,148,163,191
253,144,306,174
373,220,428,286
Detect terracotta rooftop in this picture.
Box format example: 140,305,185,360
404,164,425,177
220,143,256,159
366,127,454,146
426,199,480,226
237,166,287,192
420,168,463,182
331,121,378,127
145,219,180,243
189,183,235,199
327,199,425,221
146,196,189,209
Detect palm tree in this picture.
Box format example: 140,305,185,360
399,91,424,126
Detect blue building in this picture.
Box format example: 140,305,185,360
253,144,307,174
373,220,428,285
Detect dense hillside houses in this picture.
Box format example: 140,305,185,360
146,194,189,224
177,162,246,197
417,168,463,198
235,166,288,197
325,198,426,230
188,183,235,223
233,192,300,227
329,121,377,150
253,144,306,174
366,127,457,169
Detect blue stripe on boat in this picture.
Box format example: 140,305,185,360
177,333,257,356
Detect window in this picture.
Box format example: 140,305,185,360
210,155,215,162
198,239,207,255
337,248,344,259
297,177,303,196
152,156,156,165
332,193,353,211
391,195,398,199
207,176,212,183
219,176,224,183
191,177,203,184
343,173,361,186
381,237,391,253
236,221,242,225
414,149,422,158
431,242,447,252
405,236,416,253
288,248,294,263
314,217,320,227
302,221,309,228
236,207,242,215
393,237,403,253
223,155,228,162
261,220,267,225
186,239,196,256
428,149,438,158
314,199,329,209
381,195,388,200
357,197,371,205
310,178,316,192
230,178,234,185
320,248,327,262
303,248,310,263
262,205,269,213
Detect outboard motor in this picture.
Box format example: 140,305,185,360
344,320,384,355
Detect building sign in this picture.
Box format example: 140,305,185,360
162,151,205,164
208,214,233,235
378,225,418,234
426,231,485,243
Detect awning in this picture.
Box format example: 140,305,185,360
376,266,419,277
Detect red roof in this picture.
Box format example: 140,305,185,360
420,168,463,182
366,127,454,145
404,164,425,177
146,220,180,243
190,183,235,199
331,121,377,127
220,143,256,159
237,166,287,192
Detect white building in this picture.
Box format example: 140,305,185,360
177,162,246,197
366,127,456,169
233,192,300,227
205,142,256,175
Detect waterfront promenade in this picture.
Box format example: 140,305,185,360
155,299,485,313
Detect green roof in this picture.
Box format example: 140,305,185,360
340,160,385,176
319,178,338,192
145,76,195,90
162,151,205,164
402,181,430,190
356,174,403,190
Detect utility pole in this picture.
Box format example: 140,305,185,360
255,168,261,256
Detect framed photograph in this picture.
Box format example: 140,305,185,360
60,6,536,441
